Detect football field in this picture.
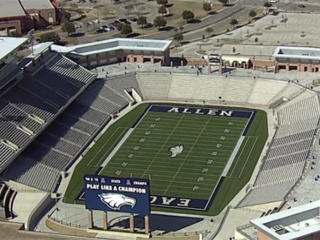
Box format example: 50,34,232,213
64,104,268,215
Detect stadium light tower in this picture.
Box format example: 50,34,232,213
28,29,35,56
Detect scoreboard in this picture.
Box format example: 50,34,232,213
84,175,150,215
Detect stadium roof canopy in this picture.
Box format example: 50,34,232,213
51,38,172,56
0,37,27,60
273,46,320,61
251,200,320,240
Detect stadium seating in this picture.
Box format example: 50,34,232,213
193,76,226,101
3,156,60,192
237,180,297,208
137,73,172,99
237,90,319,208
247,80,287,104
0,52,96,171
168,75,197,100
223,78,255,102
2,78,128,191
0,143,16,168
105,74,143,100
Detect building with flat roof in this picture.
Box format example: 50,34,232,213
217,44,277,70
0,37,27,83
251,201,320,240
0,0,57,35
51,38,172,68
273,46,320,73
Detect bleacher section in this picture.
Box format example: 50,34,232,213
237,91,320,208
0,52,96,172
137,73,172,99
237,180,297,208
137,73,288,105
2,76,141,192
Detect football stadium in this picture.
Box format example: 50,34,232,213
0,37,319,240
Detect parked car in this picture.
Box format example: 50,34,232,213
298,4,305,7
130,17,137,22
96,28,104,33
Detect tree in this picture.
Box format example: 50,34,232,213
153,16,167,29
249,10,257,19
39,32,60,44
156,0,168,6
158,6,167,15
117,23,123,31
121,24,133,35
218,0,228,6
182,10,195,23
205,27,213,37
230,18,238,28
137,16,147,28
203,2,211,12
62,22,76,36
173,32,183,45
264,2,272,8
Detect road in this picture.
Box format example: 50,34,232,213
180,7,252,42
144,4,246,40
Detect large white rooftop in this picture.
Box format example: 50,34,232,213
0,37,27,60
251,200,320,240
51,38,172,56
273,46,320,61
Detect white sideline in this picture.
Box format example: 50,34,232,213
100,128,134,167
222,136,245,176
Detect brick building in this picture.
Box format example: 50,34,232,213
51,38,172,68
273,46,320,73
0,0,57,36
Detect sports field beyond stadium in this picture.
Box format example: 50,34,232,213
64,103,268,216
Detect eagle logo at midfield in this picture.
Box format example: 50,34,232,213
98,193,136,210
169,145,184,158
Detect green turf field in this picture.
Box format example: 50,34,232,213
64,103,268,216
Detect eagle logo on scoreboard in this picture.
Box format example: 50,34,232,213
169,145,184,158
98,193,136,210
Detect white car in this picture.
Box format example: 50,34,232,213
269,0,277,2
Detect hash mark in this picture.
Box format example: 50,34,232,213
197,177,204,182
122,162,128,167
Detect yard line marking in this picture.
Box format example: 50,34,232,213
141,114,186,178
163,116,212,195
87,127,127,167
229,137,249,177
239,136,258,178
